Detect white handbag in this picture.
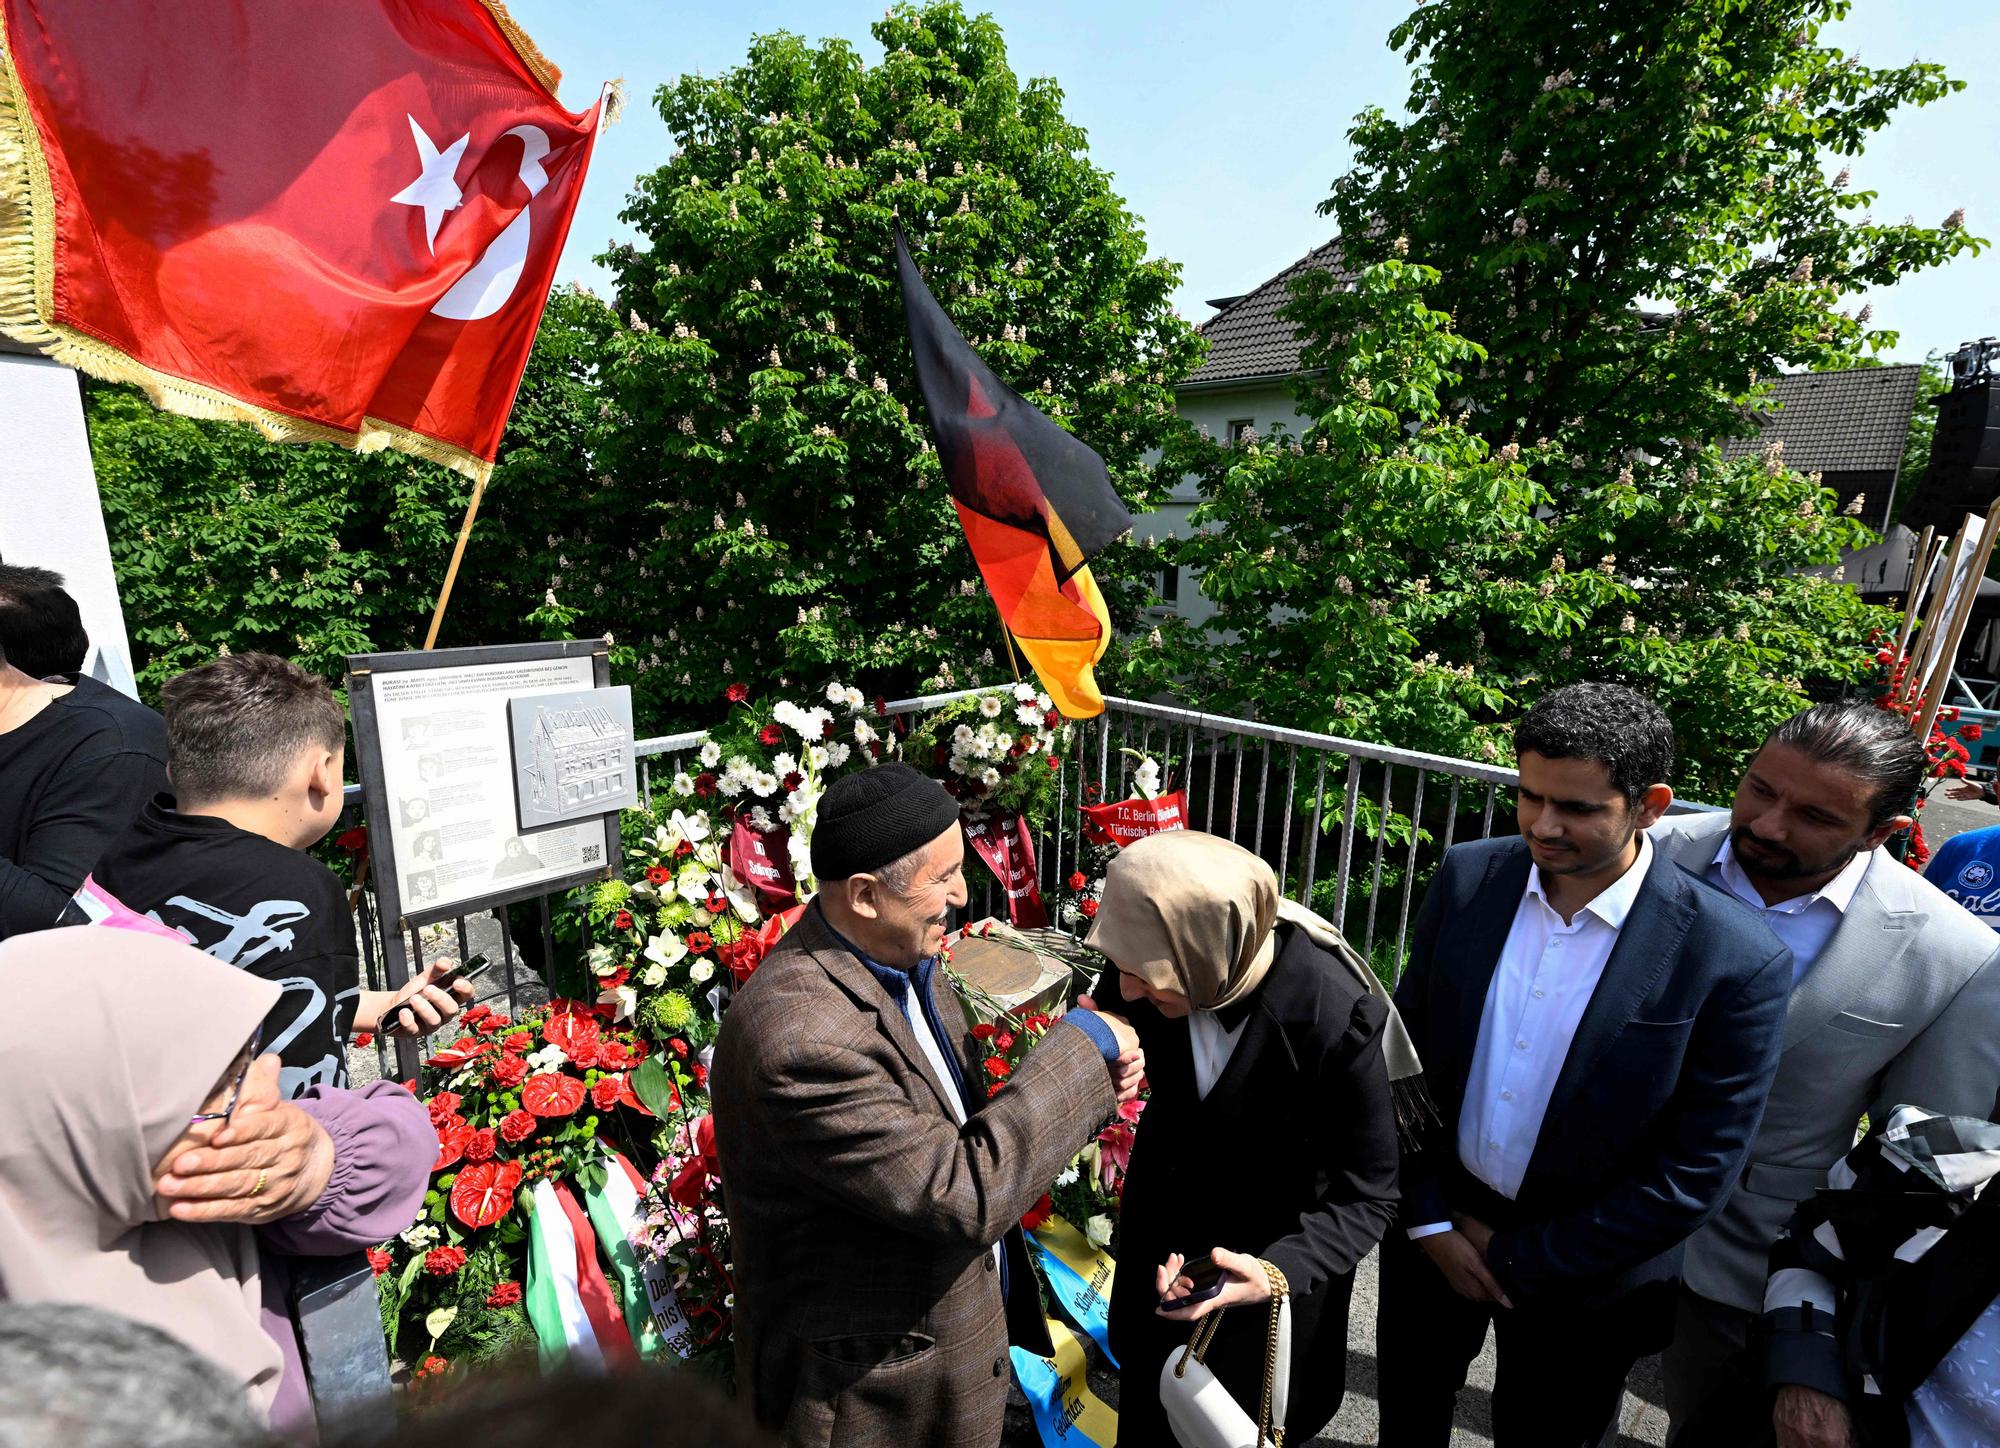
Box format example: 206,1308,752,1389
1158,1260,1292,1448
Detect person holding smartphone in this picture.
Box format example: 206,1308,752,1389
1090,829,1407,1446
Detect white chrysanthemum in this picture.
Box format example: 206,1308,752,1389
1036,692,1053,712
725,757,755,784
672,771,695,796
978,695,1004,718
751,771,780,798
689,959,716,985
699,741,721,768
806,707,834,739
825,681,847,705
771,753,799,779
854,719,878,746
748,805,775,831
953,724,975,745
843,686,865,711
1055,1162,1081,1188
980,767,1002,788
1013,682,1037,704
640,962,668,988
401,1223,440,1250
772,700,804,732
807,745,829,770
1015,703,1043,727
716,773,744,798
527,1043,568,1073
826,742,850,767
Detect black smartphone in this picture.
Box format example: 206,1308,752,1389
388,954,492,1034
1160,1255,1228,1308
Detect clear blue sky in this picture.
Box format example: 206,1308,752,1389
510,0,2000,366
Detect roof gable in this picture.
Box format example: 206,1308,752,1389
1720,365,1921,476
1183,239,1353,387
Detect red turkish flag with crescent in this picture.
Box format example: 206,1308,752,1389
0,0,606,479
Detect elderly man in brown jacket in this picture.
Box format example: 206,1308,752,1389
713,764,1143,1448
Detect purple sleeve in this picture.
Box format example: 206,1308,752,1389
258,1080,432,1256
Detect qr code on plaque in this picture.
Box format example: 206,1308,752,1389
581,843,602,865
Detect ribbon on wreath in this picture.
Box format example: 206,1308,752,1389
1027,1213,1118,1363
726,815,798,909
1078,790,1189,849
963,809,1048,927
522,1177,638,1372
1009,1318,1118,1448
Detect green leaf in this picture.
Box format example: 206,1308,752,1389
629,1055,678,1119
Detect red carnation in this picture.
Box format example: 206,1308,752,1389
416,1355,450,1380
695,771,717,797
485,1281,524,1309
668,1038,689,1057
474,1013,512,1035
759,723,783,746
726,683,750,704
1044,709,1060,728
501,1032,533,1057
462,1127,498,1163
1021,1193,1054,1231
591,1077,623,1112
687,931,714,954
352,1031,374,1048
970,1023,996,1041
1963,724,1985,742
335,826,369,852
984,1056,1012,1079
986,1080,1005,1098
426,1093,463,1125
994,1031,1015,1051
366,1247,393,1277
423,1246,468,1277
646,865,674,885
1047,756,1061,771
491,1054,529,1086
691,1062,710,1088
875,695,888,717
1068,872,1087,891
1080,898,1100,917
596,1039,636,1071
498,1109,538,1143
613,910,634,931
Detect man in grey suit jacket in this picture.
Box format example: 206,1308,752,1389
1652,702,2000,1447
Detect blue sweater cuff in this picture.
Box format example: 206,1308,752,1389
1064,1008,1121,1064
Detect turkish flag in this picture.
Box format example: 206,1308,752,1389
0,0,606,478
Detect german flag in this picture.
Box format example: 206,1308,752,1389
895,226,1131,718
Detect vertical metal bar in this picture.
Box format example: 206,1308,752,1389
1253,743,1269,857
495,906,519,1015
1182,722,1197,804
1363,765,1393,959
1097,715,1112,798
1332,756,1362,933
1481,782,1498,839
1227,735,1245,840
1116,715,1133,795
538,894,555,975
1053,743,1068,889
403,925,427,1075
1277,744,1299,887
1205,732,1220,832
1394,770,1428,980
1300,753,1328,904
1441,776,1463,857
641,759,653,812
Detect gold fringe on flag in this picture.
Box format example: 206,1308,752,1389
0,6,496,484
477,0,564,97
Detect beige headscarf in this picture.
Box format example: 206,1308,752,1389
0,928,286,1421
1086,830,1435,1140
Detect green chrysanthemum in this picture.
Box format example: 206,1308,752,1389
640,990,696,1037
592,879,632,914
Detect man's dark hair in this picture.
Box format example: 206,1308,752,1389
0,563,89,679
1766,701,1927,828
159,652,345,807
1513,682,1675,807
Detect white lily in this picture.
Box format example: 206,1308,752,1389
666,808,711,848
599,982,638,1022
644,932,689,968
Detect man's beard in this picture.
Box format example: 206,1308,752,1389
1731,825,1856,883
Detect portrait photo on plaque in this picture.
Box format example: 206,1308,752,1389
506,685,638,831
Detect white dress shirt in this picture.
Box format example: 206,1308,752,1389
1410,836,1654,1238
1709,839,1869,982
892,989,1005,1275
1189,1011,1250,1100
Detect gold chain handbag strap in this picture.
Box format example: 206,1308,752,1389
1172,1311,1224,1377
1255,1260,1290,1448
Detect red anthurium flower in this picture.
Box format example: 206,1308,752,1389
449,1160,524,1229
543,1009,602,1060
725,683,750,703
432,1118,471,1171
522,1073,588,1118
424,1246,468,1276
426,1037,484,1068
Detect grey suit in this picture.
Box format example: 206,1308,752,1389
1650,810,2000,1439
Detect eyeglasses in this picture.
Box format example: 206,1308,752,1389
189,1025,264,1127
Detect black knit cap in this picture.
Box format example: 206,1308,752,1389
812,763,961,882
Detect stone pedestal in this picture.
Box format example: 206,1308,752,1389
948,922,1077,1031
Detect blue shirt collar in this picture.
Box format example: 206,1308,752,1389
823,919,938,1003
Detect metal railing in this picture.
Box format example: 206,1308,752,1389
343,687,1615,1043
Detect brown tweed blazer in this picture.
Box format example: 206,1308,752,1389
712,905,1117,1448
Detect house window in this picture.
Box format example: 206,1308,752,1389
1227,418,1255,447
1158,565,1180,604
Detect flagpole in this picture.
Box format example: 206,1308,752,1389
423,475,488,650
996,611,1024,682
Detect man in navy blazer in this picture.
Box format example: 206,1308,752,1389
1376,683,1793,1448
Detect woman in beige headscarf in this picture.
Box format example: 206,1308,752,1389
1086,830,1423,1446
0,928,433,1441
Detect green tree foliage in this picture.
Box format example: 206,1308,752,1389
1135,260,1893,803
595,0,1204,710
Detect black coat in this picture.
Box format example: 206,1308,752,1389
1108,921,1401,1445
